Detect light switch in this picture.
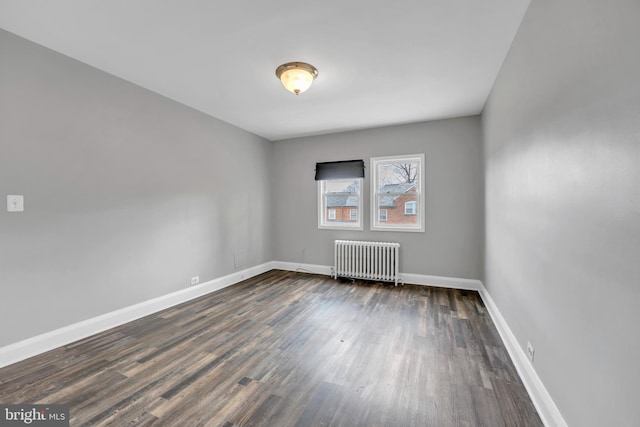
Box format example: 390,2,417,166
7,195,24,212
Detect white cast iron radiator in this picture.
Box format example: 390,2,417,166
333,240,401,286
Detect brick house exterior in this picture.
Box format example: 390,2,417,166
324,182,416,224
325,194,359,223
377,183,417,225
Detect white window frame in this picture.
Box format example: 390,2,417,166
328,209,337,220
318,178,363,230
404,201,417,215
349,209,358,221
370,154,425,232
379,209,388,222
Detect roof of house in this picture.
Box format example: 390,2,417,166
378,183,416,207
379,182,416,194
327,195,359,207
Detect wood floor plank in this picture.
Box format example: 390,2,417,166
0,270,543,426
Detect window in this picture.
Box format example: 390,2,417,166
318,178,363,230
404,201,417,215
371,154,425,232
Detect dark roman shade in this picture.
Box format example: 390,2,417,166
314,160,365,181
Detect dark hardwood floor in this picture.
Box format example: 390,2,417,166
0,270,542,426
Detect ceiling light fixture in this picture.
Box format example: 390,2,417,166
275,62,318,95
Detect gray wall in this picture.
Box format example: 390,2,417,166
0,30,273,347
272,117,484,280
482,1,640,426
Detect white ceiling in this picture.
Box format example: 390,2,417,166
0,0,530,141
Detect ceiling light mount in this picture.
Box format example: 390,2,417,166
275,62,318,95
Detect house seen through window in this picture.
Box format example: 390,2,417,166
318,178,363,230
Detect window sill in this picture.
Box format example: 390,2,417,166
319,225,363,231
371,226,424,233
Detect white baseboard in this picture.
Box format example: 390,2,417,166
0,261,566,427
271,261,333,276
273,262,483,291
477,284,567,427
401,272,483,290
0,262,274,369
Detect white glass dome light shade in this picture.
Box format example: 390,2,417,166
280,68,313,94
275,62,318,95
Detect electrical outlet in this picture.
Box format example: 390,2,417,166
190,276,199,286
526,341,535,363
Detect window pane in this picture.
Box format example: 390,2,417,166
376,194,418,225
371,154,424,232
376,160,420,192
319,178,362,229
325,178,360,193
